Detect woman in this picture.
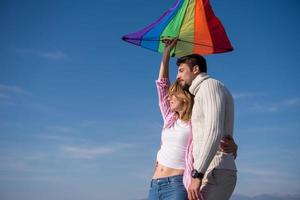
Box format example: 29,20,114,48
147,39,237,200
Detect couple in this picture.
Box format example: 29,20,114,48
148,39,237,200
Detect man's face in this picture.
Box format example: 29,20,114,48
176,63,195,90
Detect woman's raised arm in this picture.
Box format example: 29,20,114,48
158,39,178,79
156,39,178,123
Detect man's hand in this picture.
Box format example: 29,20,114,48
188,178,202,200
220,135,238,159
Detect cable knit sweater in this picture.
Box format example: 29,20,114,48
189,73,236,173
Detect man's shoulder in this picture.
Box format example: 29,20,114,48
204,78,234,98
194,78,228,97
207,77,223,84
200,77,224,90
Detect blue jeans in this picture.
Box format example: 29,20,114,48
148,175,188,200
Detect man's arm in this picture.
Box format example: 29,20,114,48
188,80,226,200
193,80,226,173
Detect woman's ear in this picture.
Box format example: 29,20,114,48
193,65,200,75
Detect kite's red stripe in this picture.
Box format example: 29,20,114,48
204,0,233,53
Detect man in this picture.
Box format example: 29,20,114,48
176,54,237,200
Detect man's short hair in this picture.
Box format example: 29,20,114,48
176,54,207,73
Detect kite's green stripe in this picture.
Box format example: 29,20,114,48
175,0,195,56
158,0,190,54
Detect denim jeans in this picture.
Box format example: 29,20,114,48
148,175,188,200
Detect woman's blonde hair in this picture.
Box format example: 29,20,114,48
168,80,194,122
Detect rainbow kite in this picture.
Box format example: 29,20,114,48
122,0,233,57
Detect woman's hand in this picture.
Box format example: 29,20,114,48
159,38,178,79
220,135,238,159
162,38,178,55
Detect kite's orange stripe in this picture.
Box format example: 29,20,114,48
194,0,213,54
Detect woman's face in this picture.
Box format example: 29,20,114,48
168,94,185,112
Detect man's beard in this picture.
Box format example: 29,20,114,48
182,84,190,91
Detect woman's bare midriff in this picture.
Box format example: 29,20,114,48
152,162,184,179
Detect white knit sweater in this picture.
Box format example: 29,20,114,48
189,73,236,173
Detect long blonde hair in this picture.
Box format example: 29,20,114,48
168,80,194,122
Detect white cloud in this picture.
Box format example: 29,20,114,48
0,174,63,182
33,104,53,112
0,93,10,99
37,134,88,143
239,167,281,177
39,50,69,61
0,154,51,173
61,145,116,159
0,83,61,113
0,157,29,172
0,84,31,96
251,103,279,112
61,143,134,159
233,91,300,113
47,125,74,133
284,98,300,107
15,48,70,61
249,97,300,113
0,101,16,106
233,92,256,100
0,84,31,106
79,120,98,127
235,165,300,196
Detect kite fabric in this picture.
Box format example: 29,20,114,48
121,0,233,57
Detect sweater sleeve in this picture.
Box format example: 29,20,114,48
193,80,225,173
156,78,173,125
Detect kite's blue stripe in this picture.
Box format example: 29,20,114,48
140,0,184,51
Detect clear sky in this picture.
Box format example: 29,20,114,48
0,0,299,200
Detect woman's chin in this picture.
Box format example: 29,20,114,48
171,108,179,112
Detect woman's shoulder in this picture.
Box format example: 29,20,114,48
156,78,170,86
163,113,178,128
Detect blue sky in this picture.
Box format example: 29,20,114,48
0,0,299,200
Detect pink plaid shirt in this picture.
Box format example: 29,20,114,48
156,78,194,190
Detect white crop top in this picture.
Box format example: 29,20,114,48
156,119,190,169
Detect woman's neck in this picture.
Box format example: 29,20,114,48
178,111,184,120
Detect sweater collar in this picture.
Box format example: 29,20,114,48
189,73,210,95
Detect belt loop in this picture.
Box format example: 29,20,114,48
168,176,170,184
150,180,153,187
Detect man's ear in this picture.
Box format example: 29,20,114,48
192,65,200,75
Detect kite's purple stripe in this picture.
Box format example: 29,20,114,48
121,0,183,46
